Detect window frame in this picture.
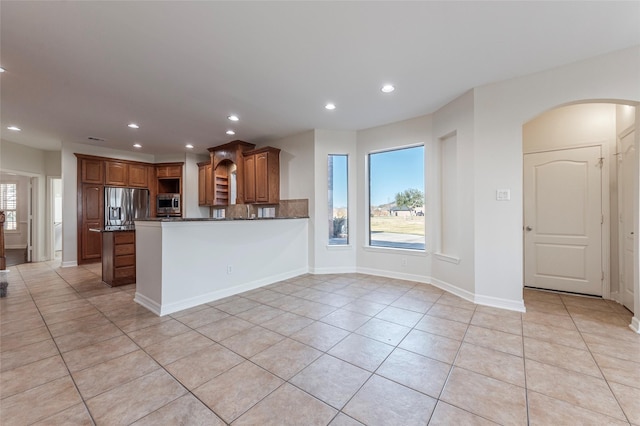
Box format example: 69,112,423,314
0,182,19,233
366,144,426,252
328,153,349,246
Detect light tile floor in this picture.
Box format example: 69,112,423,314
1,260,639,425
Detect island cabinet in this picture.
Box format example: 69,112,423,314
102,231,136,286
243,147,280,204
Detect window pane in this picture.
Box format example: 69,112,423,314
5,211,17,231
328,154,348,245
369,146,425,250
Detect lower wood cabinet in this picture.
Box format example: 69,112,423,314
101,231,136,286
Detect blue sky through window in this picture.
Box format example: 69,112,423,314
369,146,424,206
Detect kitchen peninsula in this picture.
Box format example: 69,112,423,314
133,213,308,316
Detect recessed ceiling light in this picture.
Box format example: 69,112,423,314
0,67,5,73
226,130,236,135
7,126,21,131
128,123,139,129
325,103,336,110
185,144,194,149
133,143,142,148
228,115,239,122
381,84,395,93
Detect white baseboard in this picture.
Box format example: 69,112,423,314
429,277,476,304
474,293,526,312
141,267,308,316
630,317,640,334
310,266,357,275
61,260,78,268
356,267,430,284
134,293,162,316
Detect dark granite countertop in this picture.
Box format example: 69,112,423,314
89,225,137,232
135,216,309,222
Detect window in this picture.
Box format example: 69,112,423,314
369,145,425,250
328,154,348,245
0,183,18,231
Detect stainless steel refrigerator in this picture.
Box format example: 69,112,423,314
105,187,149,227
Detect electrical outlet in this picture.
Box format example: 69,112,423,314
401,257,407,267
227,265,233,274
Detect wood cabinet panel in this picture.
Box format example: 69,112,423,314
115,232,135,244
156,165,182,178
243,147,280,204
105,161,128,186
198,164,206,206
114,255,135,267
79,183,104,263
81,158,104,184
128,164,149,188
115,243,135,256
243,154,256,203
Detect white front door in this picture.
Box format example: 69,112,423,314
524,146,603,295
618,128,636,312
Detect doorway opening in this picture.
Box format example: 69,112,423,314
523,102,637,313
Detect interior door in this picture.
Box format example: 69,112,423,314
618,129,636,312
524,146,603,295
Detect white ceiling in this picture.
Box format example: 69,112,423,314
1,1,639,156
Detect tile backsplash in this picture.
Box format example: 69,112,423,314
214,199,308,219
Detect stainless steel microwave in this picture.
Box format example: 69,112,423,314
157,194,180,215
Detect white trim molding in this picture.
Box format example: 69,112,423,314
433,252,461,264
357,267,430,284
630,317,640,334
61,260,78,268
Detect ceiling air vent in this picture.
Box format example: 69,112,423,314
87,136,106,142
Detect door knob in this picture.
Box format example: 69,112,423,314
526,226,533,231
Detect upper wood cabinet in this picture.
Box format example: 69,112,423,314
105,161,128,186
243,147,280,204
198,162,214,206
156,164,182,178
128,164,149,188
199,141,256,206
80,157,104,184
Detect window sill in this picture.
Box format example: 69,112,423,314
363,246,428,256
326,244,353,251
434,252,461,264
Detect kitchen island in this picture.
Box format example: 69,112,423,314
89,225,137,287
133,217,309,316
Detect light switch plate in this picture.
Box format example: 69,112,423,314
496,189,511,201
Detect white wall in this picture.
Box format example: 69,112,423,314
184,152,210,218
473,46,640,308
60,142,154,266
430,90,476,296
356,115,432,281
268,131,316,267
312,129,358,273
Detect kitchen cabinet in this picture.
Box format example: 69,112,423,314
105,161,128,186
199,141,255,206
198,162,214,206
128,164,149,188
80,158,104,184
156,164,182,178
78,183,103,263
243,147,280,204
101,230,136,286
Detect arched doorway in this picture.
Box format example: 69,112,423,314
523,102,637,314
